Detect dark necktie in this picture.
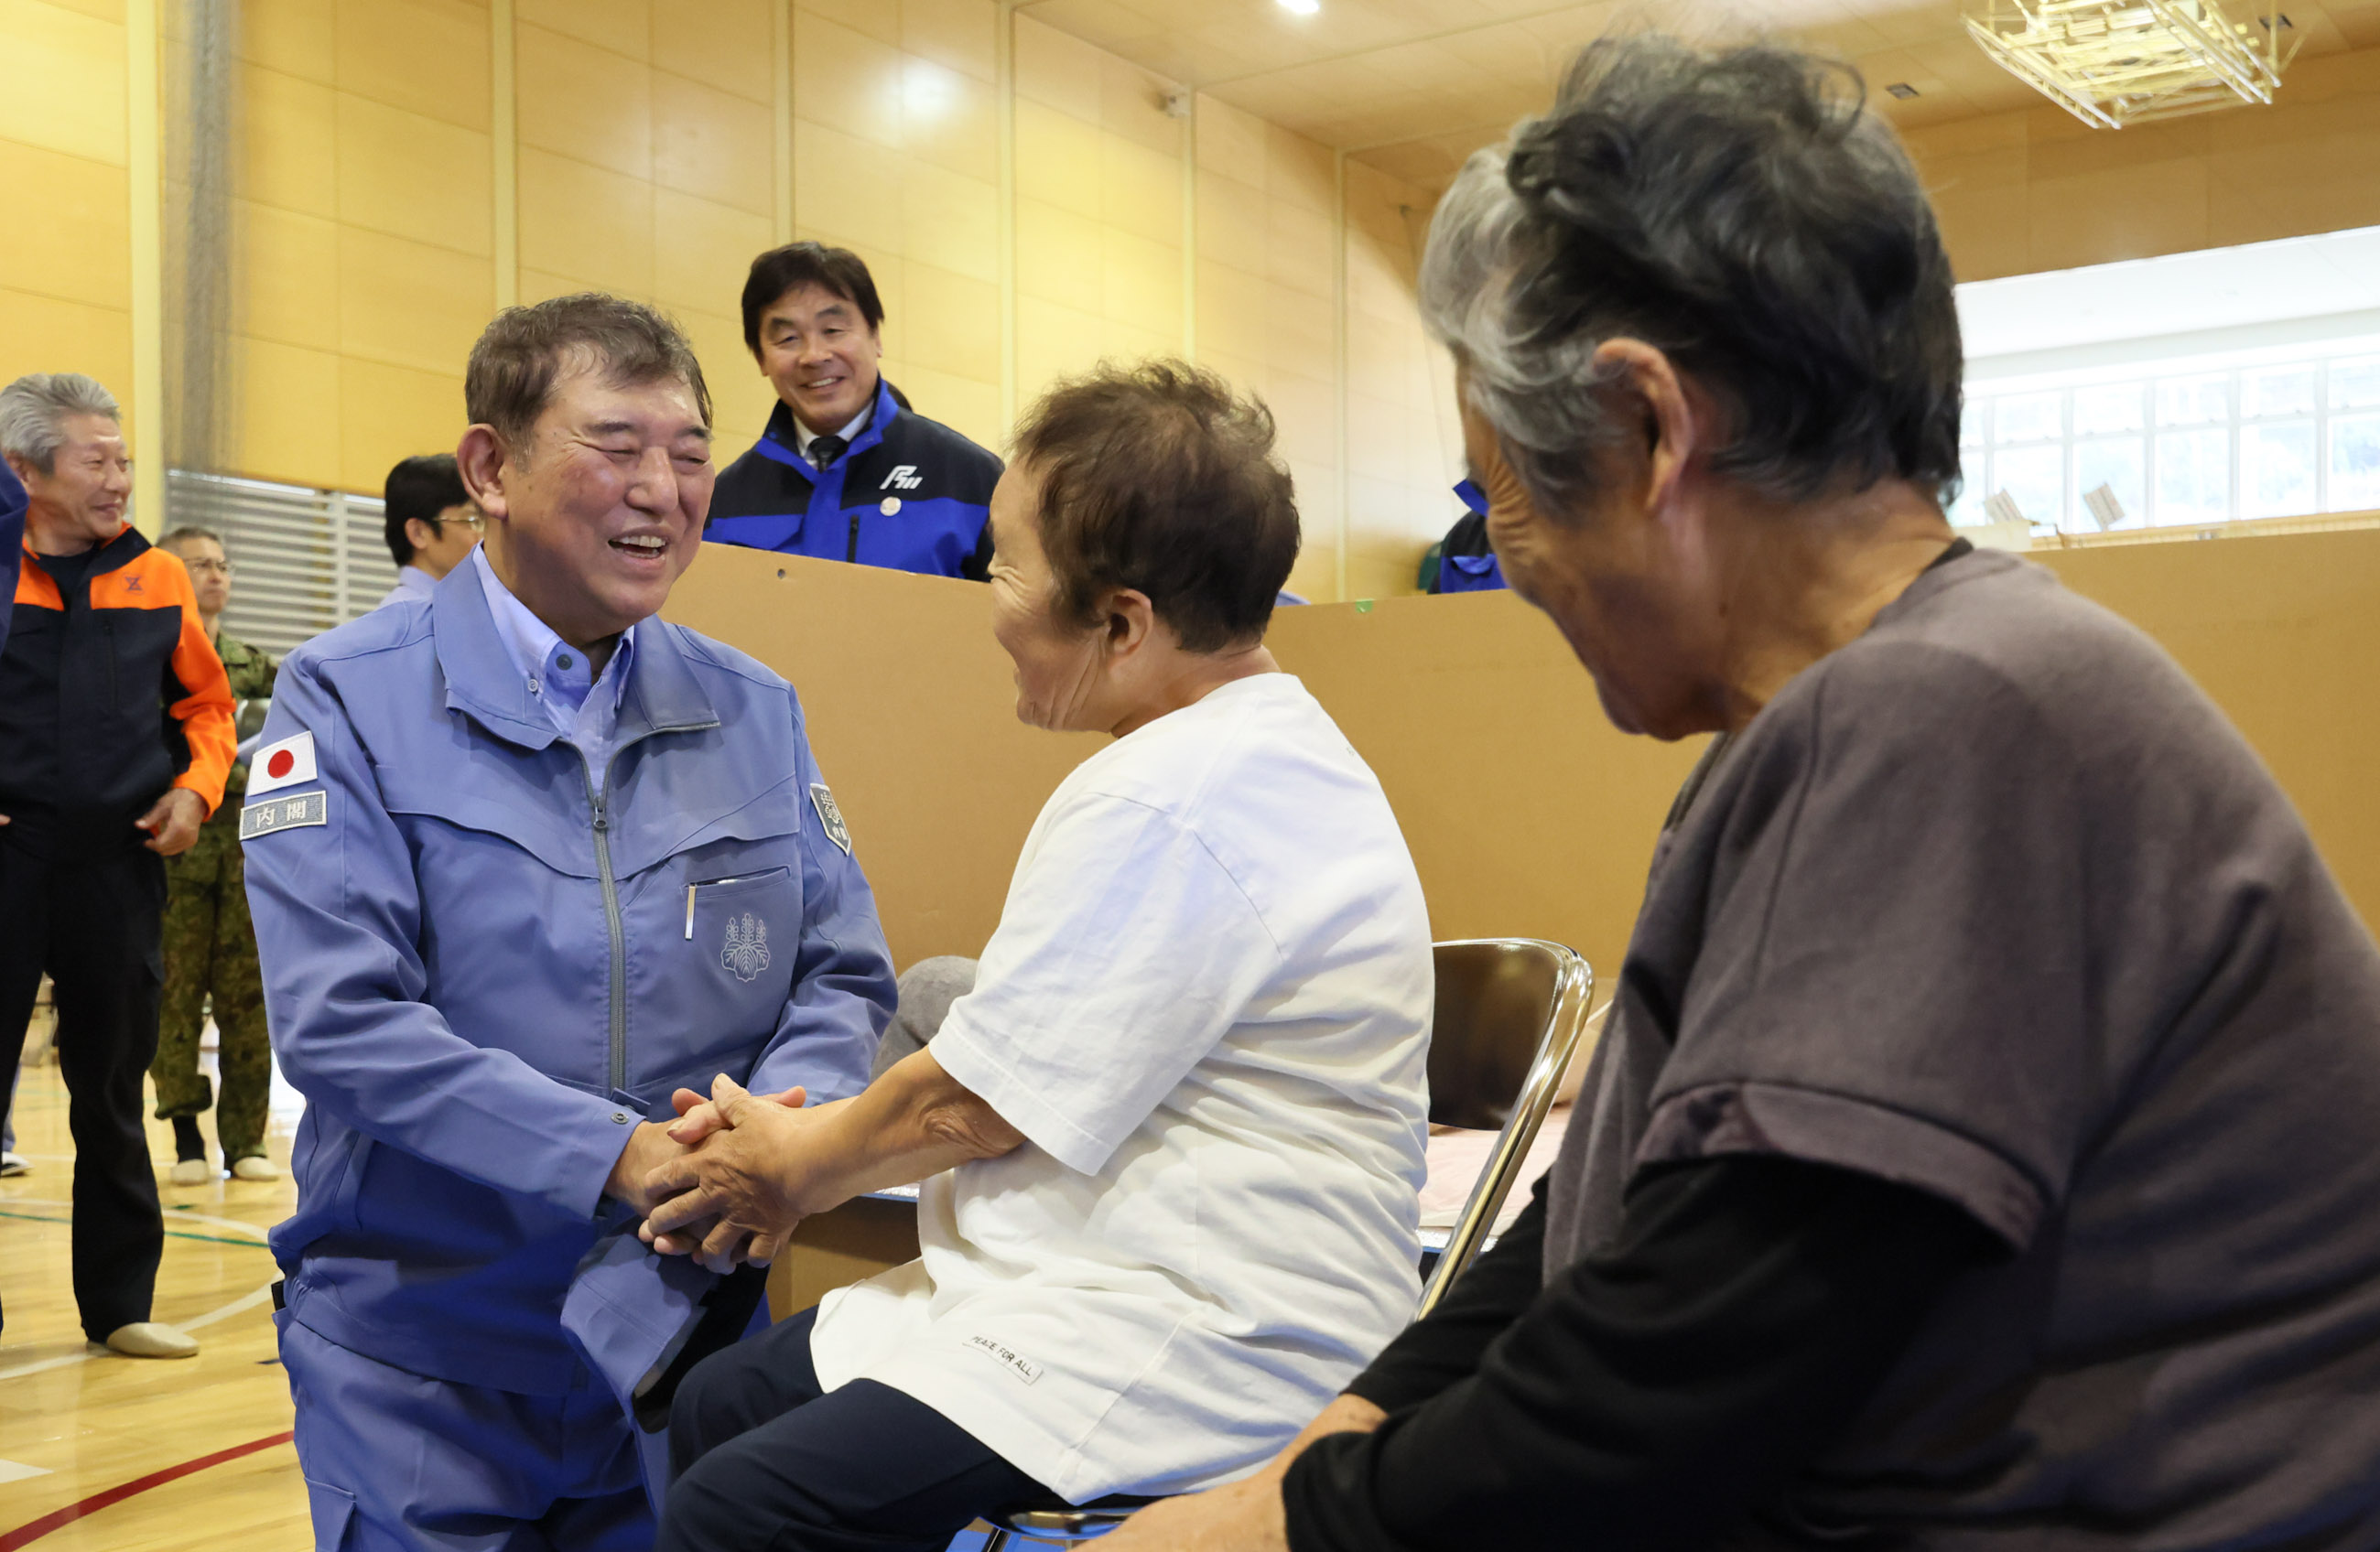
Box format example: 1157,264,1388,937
808,434,847,471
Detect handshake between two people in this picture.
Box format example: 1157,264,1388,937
602,1048,1030,1277
602,1074,825,1274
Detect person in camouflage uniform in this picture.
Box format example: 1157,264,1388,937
153,526,280,1184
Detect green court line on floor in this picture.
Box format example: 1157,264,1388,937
0,1210,274,1250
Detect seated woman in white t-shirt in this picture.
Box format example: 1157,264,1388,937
640,360,1436,1552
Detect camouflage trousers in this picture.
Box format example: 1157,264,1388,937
151,819,272,1160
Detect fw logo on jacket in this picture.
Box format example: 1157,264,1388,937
880,465,924,491
721,913,771,983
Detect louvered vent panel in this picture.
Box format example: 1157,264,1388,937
168,470,395,656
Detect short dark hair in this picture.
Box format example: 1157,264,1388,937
158,524,223,553
465,293,711,456
741,242,885,358
1012,361,1300,654
1421,35,1963,514
383,453,469,567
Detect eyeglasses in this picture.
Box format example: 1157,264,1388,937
434,513,487,533
183,558,233,577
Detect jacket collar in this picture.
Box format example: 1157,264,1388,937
21,518,144,577
751,379,903,476
431,554,719,752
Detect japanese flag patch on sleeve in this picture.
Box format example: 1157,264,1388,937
246,730,318,796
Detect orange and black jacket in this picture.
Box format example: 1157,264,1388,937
1,523,236,842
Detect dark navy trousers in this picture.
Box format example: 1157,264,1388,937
661,1305,1047,1552
0,835,167,1341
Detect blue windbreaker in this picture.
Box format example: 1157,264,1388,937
0,458,23,650
1433,480,1507,594
244,558,894,1400
705,381,1004,579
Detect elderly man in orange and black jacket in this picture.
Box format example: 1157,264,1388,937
0,372,235,1360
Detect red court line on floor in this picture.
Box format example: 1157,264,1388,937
0,1430,295,1549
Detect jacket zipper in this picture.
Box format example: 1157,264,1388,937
583,757,629,1094
846,509,861,563
566,704,723,1094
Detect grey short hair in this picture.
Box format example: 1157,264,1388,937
1420,35,1964,518
466,293,710,454
160,524,224,553
0,372,123,475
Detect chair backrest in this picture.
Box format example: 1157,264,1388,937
979,939,1598,1549
1418,938,1596,1317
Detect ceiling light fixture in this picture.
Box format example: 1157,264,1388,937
1964,0,2303,129
1277,0,1321,14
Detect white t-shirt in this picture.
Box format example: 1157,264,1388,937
809,673,1434,1502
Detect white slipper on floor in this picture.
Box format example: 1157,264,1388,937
0,1151,27,1177
230,1156,280,1181
103,1321,199,1359
168,1158,212,1185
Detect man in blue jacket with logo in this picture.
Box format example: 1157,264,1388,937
705,242,1004,578
243,294,896,1551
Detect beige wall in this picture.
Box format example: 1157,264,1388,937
778,0,1004,456
38,16,2380,581
0,0,138,446
669,527,2380,994
1910,43,2380,282
228,0,494,495
1185,93,1462,600
0,0,1460,597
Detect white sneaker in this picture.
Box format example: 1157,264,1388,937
0,1151,27,1177
103,1321,200,1359
230,1156,280,1181
168,1158,212,1186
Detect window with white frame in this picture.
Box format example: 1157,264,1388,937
1953,346,2380,532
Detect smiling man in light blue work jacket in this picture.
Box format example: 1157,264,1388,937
243,293,896,1552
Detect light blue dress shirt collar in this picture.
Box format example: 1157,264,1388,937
468,545,638,789
379,563,438,609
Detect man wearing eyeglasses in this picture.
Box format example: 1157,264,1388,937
152,525,282,1185
379,453,485,608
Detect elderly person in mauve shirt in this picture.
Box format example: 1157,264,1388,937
1105,33,2380,1552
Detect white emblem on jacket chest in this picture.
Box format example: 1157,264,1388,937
720,912,772,983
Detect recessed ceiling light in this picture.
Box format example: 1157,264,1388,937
1278,0,1320,14
1886,81,1920,98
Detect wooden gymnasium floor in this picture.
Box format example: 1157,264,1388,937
1,1049,309,1550
0,1051,984,1552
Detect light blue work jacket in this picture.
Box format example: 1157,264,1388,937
245,558,894,1401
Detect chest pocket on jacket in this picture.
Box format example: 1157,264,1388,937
625,855,808,1094
687,868,797,986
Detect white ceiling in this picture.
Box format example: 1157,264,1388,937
1018,0,2380,189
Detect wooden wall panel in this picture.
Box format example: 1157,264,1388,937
1912,45,2380,283
667,529,2380,996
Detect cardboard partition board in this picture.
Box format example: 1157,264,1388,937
666,530,2380,998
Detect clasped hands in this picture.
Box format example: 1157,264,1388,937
606,1073,832,1273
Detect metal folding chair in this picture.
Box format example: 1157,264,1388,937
979,938,1597,1547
